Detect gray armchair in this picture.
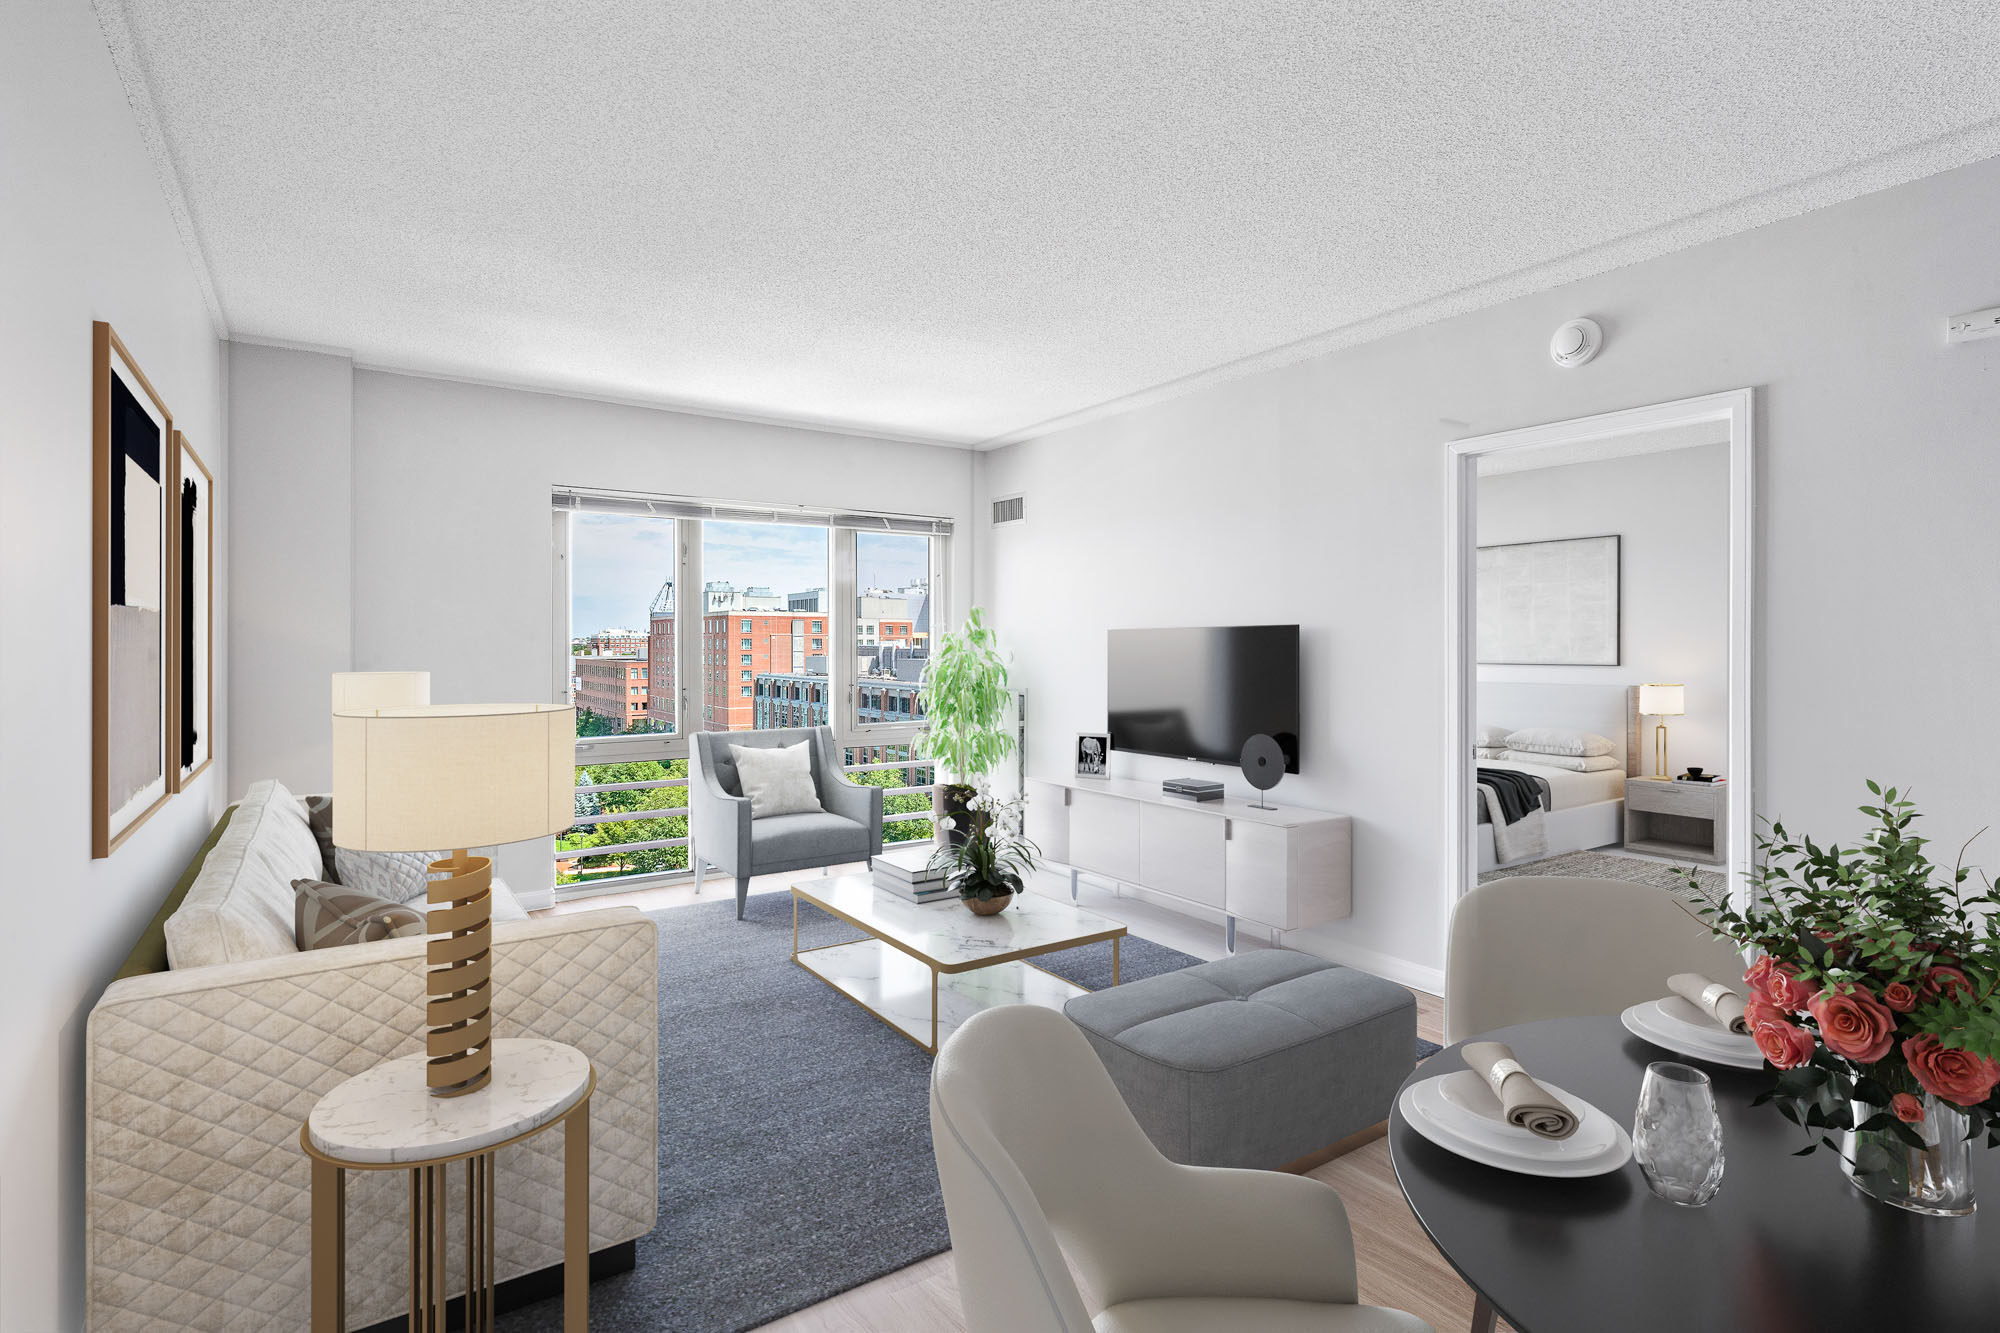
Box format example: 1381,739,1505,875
689,726,884,919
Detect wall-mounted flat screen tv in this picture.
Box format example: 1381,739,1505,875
1107,625,1300,773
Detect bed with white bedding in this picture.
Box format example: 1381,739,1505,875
1475,683,1635,870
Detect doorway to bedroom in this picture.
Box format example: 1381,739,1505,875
1444,391,1755,930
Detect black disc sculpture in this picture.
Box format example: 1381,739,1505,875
1239,733,1285,809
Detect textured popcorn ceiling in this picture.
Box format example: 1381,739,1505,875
99,2,2000,446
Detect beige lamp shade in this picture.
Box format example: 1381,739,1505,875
332,702,574,851
331,671,432,711
1639,683,1686,717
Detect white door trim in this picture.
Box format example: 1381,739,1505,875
1443,389,1757,953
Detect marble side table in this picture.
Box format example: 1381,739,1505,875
301,1038,595,1332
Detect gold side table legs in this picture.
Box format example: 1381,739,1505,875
306,1094,592,1332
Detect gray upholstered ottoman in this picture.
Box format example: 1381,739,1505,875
1063,949,1415,1170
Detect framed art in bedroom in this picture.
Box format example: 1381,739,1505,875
1075,733,1110,778
169,429,214,788
92,321,175,857
1476,533,1621,666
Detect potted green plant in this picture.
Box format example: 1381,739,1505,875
930,789,1039,915
915,606,1015,845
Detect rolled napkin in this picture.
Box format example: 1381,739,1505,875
1668,972,1750,1035
1461,1041,1579,1140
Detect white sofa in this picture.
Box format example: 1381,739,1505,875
85,780,659,1332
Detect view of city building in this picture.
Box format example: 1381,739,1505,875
571,652,651,731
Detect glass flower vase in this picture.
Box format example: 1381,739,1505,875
1842,1095,1976,1217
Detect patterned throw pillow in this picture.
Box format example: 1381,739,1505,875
294,878,427,950
334,846,443,903
297,793,338,880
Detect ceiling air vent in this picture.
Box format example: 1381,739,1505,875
991,493,1025,527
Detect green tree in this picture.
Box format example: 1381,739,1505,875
558,759,691,883
847,758,936,846
575,708,619,738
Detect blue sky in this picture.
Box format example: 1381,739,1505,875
570,515,928,636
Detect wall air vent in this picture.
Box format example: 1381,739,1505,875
991,493,1025,527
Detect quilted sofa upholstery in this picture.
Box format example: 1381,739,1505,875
85,797,659,1331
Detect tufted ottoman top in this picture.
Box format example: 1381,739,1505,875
1065,948,1410,1073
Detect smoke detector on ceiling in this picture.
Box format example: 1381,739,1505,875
1549,318,1603,368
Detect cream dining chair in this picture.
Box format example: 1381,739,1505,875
930,1004,1435,1333
1444,874,1746,1043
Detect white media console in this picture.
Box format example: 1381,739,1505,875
1024,775,1352,951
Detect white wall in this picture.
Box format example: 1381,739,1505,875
0,2,227,1327
225,362,977,898
227,343,353,793
1477,444,1729,773
978,152,2000,990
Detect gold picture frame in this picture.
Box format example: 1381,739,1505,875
93,321,175,857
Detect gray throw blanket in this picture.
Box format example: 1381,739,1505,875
1477,767,1549,863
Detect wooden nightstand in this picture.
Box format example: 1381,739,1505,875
1624,777,1726,865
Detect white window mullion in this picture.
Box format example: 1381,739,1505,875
551,510,573,703
832,527,859,743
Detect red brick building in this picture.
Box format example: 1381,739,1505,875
573,654,651,731
648,609,829,731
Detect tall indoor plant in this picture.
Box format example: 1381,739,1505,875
1687,783,2000,1216
915,606,1015,845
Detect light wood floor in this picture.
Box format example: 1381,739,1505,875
535,869,1495,1333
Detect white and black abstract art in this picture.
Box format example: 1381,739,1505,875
1476,534,1622,666
95,323,174,855
174,430,213,785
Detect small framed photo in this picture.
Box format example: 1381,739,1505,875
1074,733,1110,778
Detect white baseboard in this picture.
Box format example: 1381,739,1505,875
1282,935,1446,997
511,886,556,913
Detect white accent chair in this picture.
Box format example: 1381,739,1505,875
1445,874,1746,1043
930,1004,1436,1333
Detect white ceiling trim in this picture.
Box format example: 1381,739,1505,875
324,346,980,451
974,114,2000,451
91,0,229,336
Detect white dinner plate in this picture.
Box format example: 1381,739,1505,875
1398,1071,1632,1178
1621,1000,1765,1070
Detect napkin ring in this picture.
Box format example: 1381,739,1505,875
1486,1058,1527,1093
1700,983,1732,1008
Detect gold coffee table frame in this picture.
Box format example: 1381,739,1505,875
301,1066,595,1332
791,880,1125,1054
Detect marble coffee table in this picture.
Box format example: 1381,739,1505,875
791,874,1127,1053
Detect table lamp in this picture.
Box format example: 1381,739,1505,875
1637,683,1685,780
332,699,573,1096
331,670,431,711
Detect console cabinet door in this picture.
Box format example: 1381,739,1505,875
1024,780,1070,864
1068,789,1140,881
1139,804,1226,908
1225,820,1291,928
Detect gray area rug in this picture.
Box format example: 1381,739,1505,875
1478,848,1724,903
500,889,1209,1333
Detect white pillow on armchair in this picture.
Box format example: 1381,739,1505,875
731,740,825,818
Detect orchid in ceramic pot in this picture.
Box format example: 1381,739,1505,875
1685,783,2000,1215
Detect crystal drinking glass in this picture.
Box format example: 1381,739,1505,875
1633,1061,1725,1206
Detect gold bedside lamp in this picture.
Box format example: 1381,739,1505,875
1638,683,1685,780
332,697,573,1097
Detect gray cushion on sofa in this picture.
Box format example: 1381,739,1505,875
1064,948,1416,1169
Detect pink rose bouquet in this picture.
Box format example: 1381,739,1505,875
1689,782,2000,1161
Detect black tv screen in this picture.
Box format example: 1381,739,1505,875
1107,625,1300,773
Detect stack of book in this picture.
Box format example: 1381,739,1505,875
873,842,954,903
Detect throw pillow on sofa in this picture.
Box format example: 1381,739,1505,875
730,740,824,818
294,878,427,949
334,846,443,903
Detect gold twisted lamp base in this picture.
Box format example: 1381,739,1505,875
425,852,494,1097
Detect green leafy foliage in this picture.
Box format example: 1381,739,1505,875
557,759,689,883
845,760,936,846
914,607,1013,782
1684,783,2000,1155
930,789,1039,902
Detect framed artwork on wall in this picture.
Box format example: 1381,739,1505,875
1476,534,1622,666
1075,732,1110,778
93,321,175,856
170,429,213,787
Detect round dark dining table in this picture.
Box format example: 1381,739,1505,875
1390,1016,2000,1333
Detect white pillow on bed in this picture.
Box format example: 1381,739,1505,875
1504,727,1615,758
1500,749,1622,773
1475,746,1506,761
1477,725,1512,748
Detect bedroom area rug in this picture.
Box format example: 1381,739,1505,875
500,890,1442,1332
1478,848,1725,902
